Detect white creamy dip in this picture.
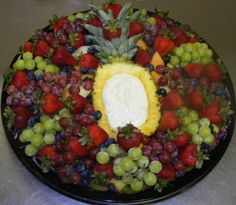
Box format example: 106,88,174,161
102,73,148,131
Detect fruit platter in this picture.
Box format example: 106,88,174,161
1,0,235,204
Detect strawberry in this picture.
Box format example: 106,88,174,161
154,15,165,27
159,111,179,131
185,89,203,110
86,125,109,148
39,145,57,161
52,47,77,66
10,70,29,90
180,144,197,167
162,90,183,110
41,93,64,115
171,27,188,46
23,41,32,52
94,163,113,179
79,53,99,69
70,32,85,49
184,63,205,79
175,133,191,147
104,3,122,19
117,124,144,150
158,164,175,182
128,21,144,38
188,35,198,43
89,18,102,27
134,50,152,66
33,40,51,57
12,106,33,129
199,101,222,124
66,136,88,157
205,63,222,81
153,36,175,56
69,95,88,114
103,27,121,40
53,17,70,32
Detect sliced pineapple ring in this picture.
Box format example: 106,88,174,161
93,62,160,138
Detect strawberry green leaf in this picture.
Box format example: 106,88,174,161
3,106,14,130
3,68,14,90
40,157,53,173
79,127,92,145
93,173,109,186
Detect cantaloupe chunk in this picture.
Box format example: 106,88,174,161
136,39,148,51
151,52,164,67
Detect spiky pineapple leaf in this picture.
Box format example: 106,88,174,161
3,106,14,130
129,10,141,22
117,0,134,21
98,9,111,21
128,33,143,50
83,24,103,36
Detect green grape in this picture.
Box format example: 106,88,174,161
23,52,33,60
200,57,211,65
31,133,44,148
182,116,192,126
34,70,43,78
212,124,219,134
37,60,46,71
33,122,44,134
96,151,110,164
67,14,76,22
192,134,203,145
185,43,194,52
203,134,215,145
128,147,142,161
19,128,34,143
199,126,211,138
187,123,199,135
144,172,157,186
199,118,210,126
200,43,208,49
40,115,50,123
121,157,134,172
75,12,85,19
131,165,138,174
197,48,205,57
122,173,133,184
130,179,144,192
114,157,122,165
42,118,55,131
177,106,189,117
205,49,213,58
146,17,156,25
54,120,62,132
181,52,191,63
195,42,202,48
191,50,200,60
140,9,147,16
149,161,162,174
188,110,198,121
13,59,25,70
45,64,59,73
34,56,43,64
170,56,180,66
137,156,149,168
107,144,120,158
59,108,72,118
44,133,55,145
136,168,146,180
25,144,38,157
174,47,184,57
24,59,35,70
113,164,125,176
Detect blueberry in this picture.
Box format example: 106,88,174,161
80,168,92,178
27,71,36,80
66,44,76,53
172,155,179,163
85,36,94,45
88,69,95,74
215,88,226,96
87,47,96,55
157,88,167,96
55,132,62,141
162,55,170,64
28,116,37,127
80,68,89,74
37,75,43,80
114,176,122,180
107,183,117,192
81,177,92,186
93,111,102,120
75,161,86,173
60,65,71,76
175,172,183,178
189,78,198,87
34,112,41,121
104,138,116,147
100,143,107,150
86,94,93,103
146,64,154,72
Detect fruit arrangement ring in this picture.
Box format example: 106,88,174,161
1,1,235,204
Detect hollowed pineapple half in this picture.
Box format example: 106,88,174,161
93,62,160,138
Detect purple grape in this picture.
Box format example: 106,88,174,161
142,145,152,156
43,72,53,82
148,25,160,36
6,96,13,106
149,156,159,161
12,97,20,106
166,18,175,27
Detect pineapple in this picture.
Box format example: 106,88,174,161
84,1,161,137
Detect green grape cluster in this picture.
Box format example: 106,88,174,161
169,42,213,67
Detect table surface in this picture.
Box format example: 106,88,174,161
0,0,236,205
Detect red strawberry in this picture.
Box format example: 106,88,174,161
53,17,70,32
154,15,165,27
117,124,144,150
188,35,198,43
89,18,102,27
184,63,205,79
79,53,99,69
153,36,175,56
70,32,85,49
128,21,144,38
69,95,88,114
103,27,121,40
205,63,222,81
199,101,222,124
94,163,114,179
104,3,122,19
175,133,191,147
158,164,175,182
66,137,88,157
10,70,29,90
33,40,51,57
180,144,197,167
52,47,77,66
159,111,180,131
41,93,64,115
23,41,32,52
162,91,183,110
135,50,152,66
86,124,109,148
39,145,57,161
186,89,203,110
171,27,188,46
12,106,33,129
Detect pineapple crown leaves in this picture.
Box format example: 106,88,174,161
3,106,14,130
79,127,92,145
